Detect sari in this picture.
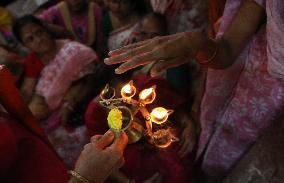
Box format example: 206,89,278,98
25,40,98,167
85,75,195,183
198,0,284,176
151,0,207,34
0,66,68,183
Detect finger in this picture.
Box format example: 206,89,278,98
108,39,151,56
180,144,193,158
179,134,185,146
178,138,190,157
108,35,174,57
109,132,128,153
150,57,190,77
90,135,102,143
115,57,155,74
96,130,115,149
84,143,92,149
115,48,163,74
105,43,155,65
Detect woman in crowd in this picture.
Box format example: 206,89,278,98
13,15,99,167
39,0,104,56
104,0,151,51
105,0,284,180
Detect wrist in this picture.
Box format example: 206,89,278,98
184,32,208,56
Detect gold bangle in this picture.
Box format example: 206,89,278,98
196,38,218,65
68,170,91,183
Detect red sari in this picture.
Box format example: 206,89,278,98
85,75,194,183
0,66,68,183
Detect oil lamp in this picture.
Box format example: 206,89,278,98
99,81,178,148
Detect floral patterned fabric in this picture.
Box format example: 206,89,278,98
35,40,97,168
36,40,97,110
151,0,207,33
198,0,284,176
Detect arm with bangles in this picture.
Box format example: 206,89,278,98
104,0,266,75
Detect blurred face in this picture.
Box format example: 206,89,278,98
107,0,133,19
20,23,54,54
138,17,166,41
66,0,88,13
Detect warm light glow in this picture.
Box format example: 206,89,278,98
139,86,156,104
121,82,136,98
151,107,169,124
140,88,153,100
122,84,132,94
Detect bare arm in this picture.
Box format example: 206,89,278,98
20,77,37,103
205,0,266,69
104,0,266,74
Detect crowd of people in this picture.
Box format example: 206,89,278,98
0,0,283,183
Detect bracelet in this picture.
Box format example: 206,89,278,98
195,38,218,65
68,170,91,183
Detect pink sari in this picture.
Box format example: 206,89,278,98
36,40,98,167
198,0,284,176
151,0,207,33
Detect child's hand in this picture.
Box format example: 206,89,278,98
178,119,197,158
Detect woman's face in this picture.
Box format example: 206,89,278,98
20,23,54,54
107,0,134,19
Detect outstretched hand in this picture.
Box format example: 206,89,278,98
70,130,128,183
104,32,205,75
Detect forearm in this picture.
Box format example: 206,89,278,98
63,75,95,106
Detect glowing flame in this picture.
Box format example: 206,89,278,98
151,107,172,124
121,81,136,98
153,108,167,120
140,88,153,100
122,84,132,94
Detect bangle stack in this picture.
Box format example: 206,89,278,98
195,38,218,65
68,170,91,183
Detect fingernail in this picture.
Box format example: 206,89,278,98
115,68,122,74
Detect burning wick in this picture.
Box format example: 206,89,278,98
139,86,156,104
121,81,136,98
151,107,172,124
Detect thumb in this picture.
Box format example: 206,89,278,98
110,132,128,153
96,130,115,149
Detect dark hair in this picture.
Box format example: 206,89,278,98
132,0,152,16
12,14,46,44
145,12,168,35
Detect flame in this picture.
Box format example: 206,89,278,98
121,81,136,98
140,88,153,100
122,84,132,94
152,107,167,119
151,107,169,124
